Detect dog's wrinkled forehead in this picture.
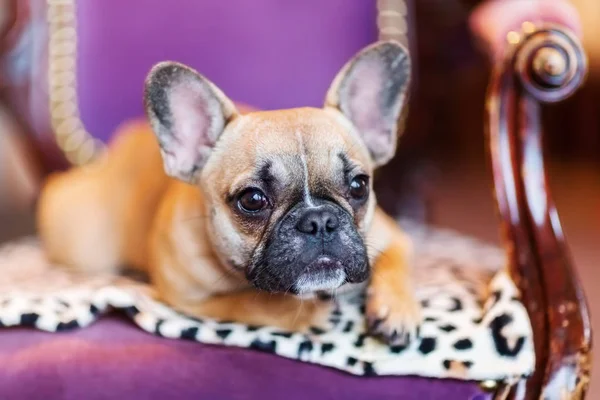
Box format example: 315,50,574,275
205,108,373,196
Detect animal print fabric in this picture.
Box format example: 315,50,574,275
0,221,534,382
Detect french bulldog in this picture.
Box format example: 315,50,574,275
37,40,421,345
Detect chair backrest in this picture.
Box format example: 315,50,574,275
75,0,380,141
1,0,423,220
5,0,383,167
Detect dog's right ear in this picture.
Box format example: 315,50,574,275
144,62,238,183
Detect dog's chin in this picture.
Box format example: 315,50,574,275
247,254,369,296
292,256,347,295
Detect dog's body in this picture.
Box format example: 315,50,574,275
37,41,421,344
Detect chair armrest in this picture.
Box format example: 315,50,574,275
472,3,592,398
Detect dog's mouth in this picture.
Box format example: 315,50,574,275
247,252,369,295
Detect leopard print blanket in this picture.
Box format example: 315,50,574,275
0,221,534,382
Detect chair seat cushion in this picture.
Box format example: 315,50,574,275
0,221,533,397
0,315,491,400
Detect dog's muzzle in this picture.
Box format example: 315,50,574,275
247,198,370,294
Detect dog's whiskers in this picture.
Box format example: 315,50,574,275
292,296,304,327
364,242,392,263
208,270,247,292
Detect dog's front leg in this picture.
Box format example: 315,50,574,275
365,211,421,346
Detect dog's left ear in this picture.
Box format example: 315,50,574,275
325,40,411,167
144,62,238,183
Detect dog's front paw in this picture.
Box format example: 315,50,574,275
366,287,421,346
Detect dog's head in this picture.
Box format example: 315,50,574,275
144,41,410,295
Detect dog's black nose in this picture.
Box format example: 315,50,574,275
296,208,339,236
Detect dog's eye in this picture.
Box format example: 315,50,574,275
349,175,369,201
238,188,269,213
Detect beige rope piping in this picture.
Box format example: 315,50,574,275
47,0,105,166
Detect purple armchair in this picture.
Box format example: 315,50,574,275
0,0,592,399
0,1,490,399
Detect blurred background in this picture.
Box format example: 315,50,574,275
0,0,597,393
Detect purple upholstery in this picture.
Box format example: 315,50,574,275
76,0,377,142
0,315,490,399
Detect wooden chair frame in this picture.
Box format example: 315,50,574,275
484,23,592,399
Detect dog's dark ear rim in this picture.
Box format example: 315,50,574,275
144,61,238,183
324,40,411,167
